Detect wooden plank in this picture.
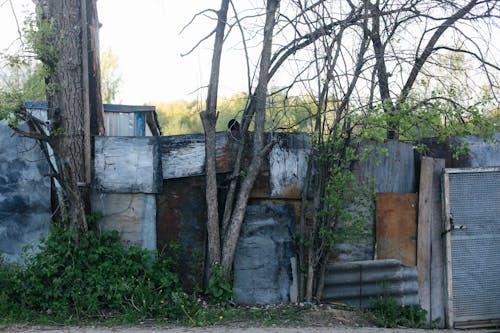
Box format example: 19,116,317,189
442,166,500,174
94,137,162,193
159,133,233,179
418,158,433,321
417,157,445,327
375,193,418,266
429,159,446,328
442,170,454,328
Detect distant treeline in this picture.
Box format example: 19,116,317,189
149,92,318,135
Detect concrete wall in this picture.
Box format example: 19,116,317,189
0,121,51,263
233,204,297,304
91,193,156,251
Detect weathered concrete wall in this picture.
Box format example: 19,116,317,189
233,204,297,304
91,192,156,251
418,133,500,170
159,133,233,179
269,133,310,199
94,136,162,194
0,121,51,263
455,134,500,167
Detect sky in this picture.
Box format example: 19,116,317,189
0,0,250,104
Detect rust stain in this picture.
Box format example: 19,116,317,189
156,177,207,291
278,185,302,199
250,171,271,198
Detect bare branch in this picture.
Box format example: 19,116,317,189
180,29,216,57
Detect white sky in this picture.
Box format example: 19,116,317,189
0,0,250,104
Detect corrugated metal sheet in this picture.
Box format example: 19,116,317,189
105,112,135,136
322,259,419,308
23,101,160,137
443,168,500,328
354,141,416,193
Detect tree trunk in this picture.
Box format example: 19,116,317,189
202,0,230,268
37,0,101,236
221,0,280,279
370,2,396,140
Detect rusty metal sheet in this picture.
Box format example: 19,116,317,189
375,193,418,266
156,176,207,291
250,171,271,198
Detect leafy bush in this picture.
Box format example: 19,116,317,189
0,226,199,323
205,263,233,307
369,296,428,328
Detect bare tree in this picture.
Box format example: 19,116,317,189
186,0,499,288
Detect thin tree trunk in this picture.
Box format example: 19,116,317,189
305,164,324,302
202,0,230,267
315,252,329,301
370,1,395,140
221,0,280,279
298,156,312,301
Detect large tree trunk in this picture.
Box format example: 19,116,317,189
36,0,102,237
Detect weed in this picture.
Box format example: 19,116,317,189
0,226,199,324
205,263,233,307
368,296,428,328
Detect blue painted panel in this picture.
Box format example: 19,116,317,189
24,101,48,109
135,112,145,136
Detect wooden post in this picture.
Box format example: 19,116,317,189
417,157,445,327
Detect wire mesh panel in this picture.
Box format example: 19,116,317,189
443,168,500,327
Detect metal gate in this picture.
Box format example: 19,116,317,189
443,167,500,328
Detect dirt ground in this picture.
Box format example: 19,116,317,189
1,306,497,333
1,326,497,333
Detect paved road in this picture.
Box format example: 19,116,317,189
2,326,499,333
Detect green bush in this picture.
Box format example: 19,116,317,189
205,263,233,307
0,226,199,323
368,296,428,328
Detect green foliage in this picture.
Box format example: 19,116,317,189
100,47,121,104
205,263,233,307
0,226,199,324
311,120,376,259
368,296,428,328
154,91,315,135
22,13,58,79
1,11,56,125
